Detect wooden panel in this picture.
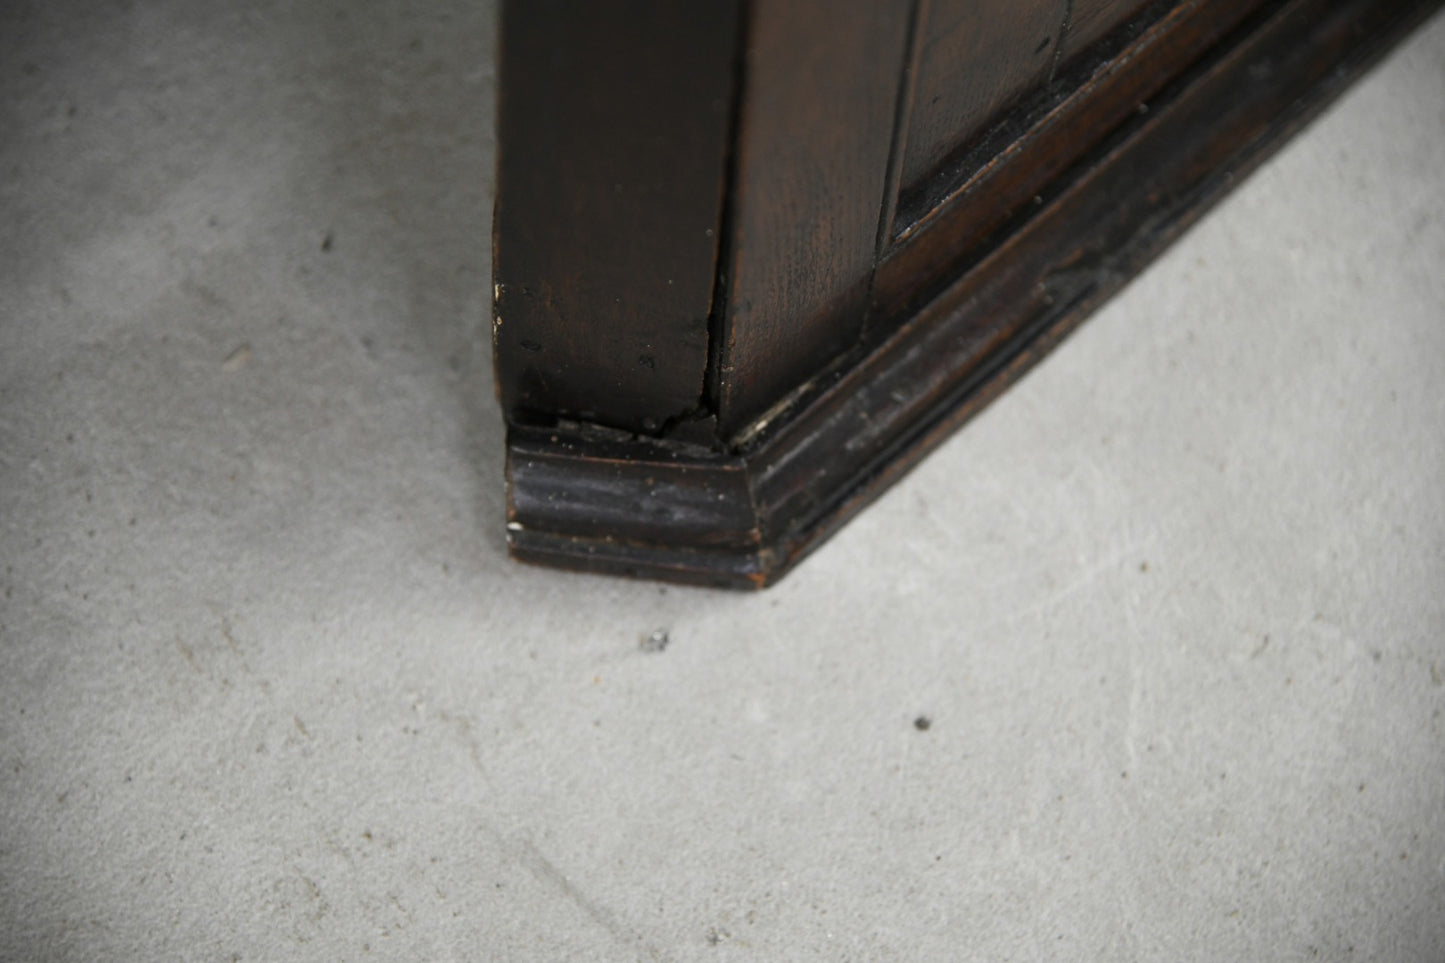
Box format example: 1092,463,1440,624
1064,0,1157,62
897,0,1063,195
712,0,915,438
492,0,739,435
876,0,1266,324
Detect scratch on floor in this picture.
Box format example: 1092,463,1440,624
219,619,254,675
972,542,1148,636
1123,627,1144,775
1121,549,1149,776
514,838,661,960
437,710,489,780
175,635,201,674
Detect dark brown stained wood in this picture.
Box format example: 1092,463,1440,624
502,0,1441,588
896,0,1062,195
492,0,739,436
876,0,1265,325
508,425,758,549
1064,0,1157,61
507,425,764,588
712,0,915,438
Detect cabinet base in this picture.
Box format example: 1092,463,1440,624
504,0,1439,588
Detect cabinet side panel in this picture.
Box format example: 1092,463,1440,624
714,0,915,438
1065,0,1157,60
493,0,739,434
897,0,1063,194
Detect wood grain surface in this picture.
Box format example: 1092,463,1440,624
876,0,1267,327
1064,0,1156,60
492,0,739,435
712,0,914,437
899,0,1062,194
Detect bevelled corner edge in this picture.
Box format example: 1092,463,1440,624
503,424,775,589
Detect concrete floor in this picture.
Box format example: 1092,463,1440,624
2,2,1443,960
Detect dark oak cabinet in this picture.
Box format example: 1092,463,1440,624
493,0,1439,587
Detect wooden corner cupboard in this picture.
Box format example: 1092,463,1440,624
491,0,1440,588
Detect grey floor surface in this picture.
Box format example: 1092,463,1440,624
2,3,1444,960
